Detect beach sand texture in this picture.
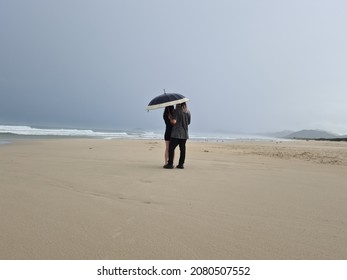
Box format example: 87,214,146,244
0,139,346,260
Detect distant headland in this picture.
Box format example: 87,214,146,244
262,129,347,141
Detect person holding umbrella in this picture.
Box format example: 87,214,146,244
164,102,191,169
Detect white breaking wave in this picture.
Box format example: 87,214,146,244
0,125,285,142
0,125,162,139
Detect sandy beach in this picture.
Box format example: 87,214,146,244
0,139,346,260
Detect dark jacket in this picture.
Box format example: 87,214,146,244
171,107,191,139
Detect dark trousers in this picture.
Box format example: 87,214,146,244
168,138,187,165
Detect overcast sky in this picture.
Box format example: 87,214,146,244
1,0,347,134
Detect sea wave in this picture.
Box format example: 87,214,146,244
0,125,162,139
0,125,285,142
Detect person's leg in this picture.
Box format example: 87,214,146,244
164,140,170,164
165,138,178,168
177,139,187,167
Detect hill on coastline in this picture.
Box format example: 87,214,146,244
284,129,338,139
260,129,347,140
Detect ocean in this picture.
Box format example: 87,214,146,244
0,124,282,143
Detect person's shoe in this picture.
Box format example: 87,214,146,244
176,164,184,169
163,164,174,169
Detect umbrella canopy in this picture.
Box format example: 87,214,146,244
146,91,189,111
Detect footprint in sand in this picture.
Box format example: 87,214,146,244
112,229,122,239
140,179,153,184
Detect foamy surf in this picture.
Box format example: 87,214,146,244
0,125,162,140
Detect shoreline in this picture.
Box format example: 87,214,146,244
2,127,347,145
1,138,346,259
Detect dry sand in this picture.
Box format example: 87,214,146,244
0,139,346,260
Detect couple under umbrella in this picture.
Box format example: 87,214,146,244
147,90,191,169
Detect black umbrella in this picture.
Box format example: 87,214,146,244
146,90,189,111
